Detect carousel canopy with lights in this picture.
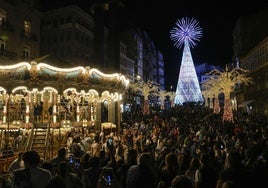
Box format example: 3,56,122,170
0,61,129,128
0,61,129,93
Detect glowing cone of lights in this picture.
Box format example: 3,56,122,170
170,17,203,105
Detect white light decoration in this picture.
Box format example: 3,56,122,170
32,88,38,104
53,105,57,123
49,92,52,103
90,104,94,121
89,68,129,86
0,61,129,129
63,88,79,95
82,119,87,127
174,40,203,104
28,92,31,104
12,86,28,94
170,17,203,105
3,105,6,123
203,67,254,122
0,62,31,70
37,62,86,73
41,92,43,102
120,103,124,113
26,106,29,123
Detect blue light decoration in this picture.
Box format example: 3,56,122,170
170,17,203,105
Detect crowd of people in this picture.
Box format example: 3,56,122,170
1,104,268,188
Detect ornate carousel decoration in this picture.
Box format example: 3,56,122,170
0,61,129,159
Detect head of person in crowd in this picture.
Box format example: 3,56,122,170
171,175,193,188
165,152,178,169
58,147,67,159
160,147,170,157
138,152,152,168
88,156,100,168
188,157,200,171
198,152,210,167
7,152,24,173
23,150,40,168
225,150,243,169
221,180,238,188
127,149,137,164
81,152,90,169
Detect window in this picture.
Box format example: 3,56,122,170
53,34,58,43
60,31,64,42
66,31,71,41
0,9,7,26
59,17,64,25
120,42,126,55
0,38,6,50
47,35,51,44
23,46,30,60
24,20,31,36
76,32,79,41
67,16,72,23
53,19,57,26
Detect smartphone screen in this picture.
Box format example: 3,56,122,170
69,156,74,164
105,175,112,186
107,138,113,147
103,167,113,187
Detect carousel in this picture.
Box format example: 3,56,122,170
0,61,129,160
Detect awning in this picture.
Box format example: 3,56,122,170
238,100,255,108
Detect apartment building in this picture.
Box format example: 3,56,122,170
0,0,41,64
233,8,268,116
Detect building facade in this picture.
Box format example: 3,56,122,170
40,5,94,67
0,1,166,117
0,0,41,64
233,8,268,116
238,37,268,116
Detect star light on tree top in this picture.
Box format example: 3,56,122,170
170,17,202,49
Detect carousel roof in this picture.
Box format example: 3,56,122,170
0,61,129,93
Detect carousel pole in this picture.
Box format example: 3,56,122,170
25,93,30,124
6,94,10,149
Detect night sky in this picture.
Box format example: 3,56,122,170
42,0,267,89
122,1,268,89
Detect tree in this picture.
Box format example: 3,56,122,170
129,80,159,115
167,91,176,107
204,66,254,122
155,89,170,109
202,79,221,113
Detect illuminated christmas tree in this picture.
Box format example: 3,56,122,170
170,17,203,105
